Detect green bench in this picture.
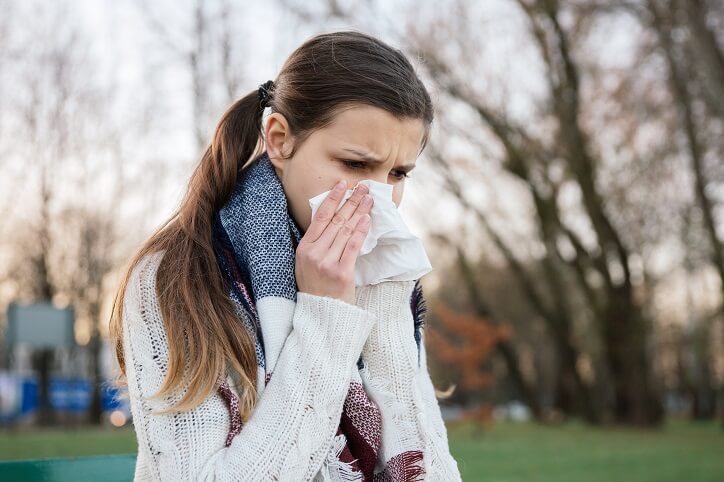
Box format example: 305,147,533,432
0,453,136,481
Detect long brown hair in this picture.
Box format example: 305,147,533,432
108,30,434,419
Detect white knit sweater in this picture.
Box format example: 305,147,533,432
122,251,462,481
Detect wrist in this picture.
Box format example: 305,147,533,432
354,279,416,318
356,280,419,370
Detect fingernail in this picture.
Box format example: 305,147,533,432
335,180,347,191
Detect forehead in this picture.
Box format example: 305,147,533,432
315,104,426,163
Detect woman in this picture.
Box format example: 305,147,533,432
109,30,462,481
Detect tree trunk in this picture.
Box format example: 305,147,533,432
603,290,663,425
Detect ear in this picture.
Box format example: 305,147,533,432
263,112,294,173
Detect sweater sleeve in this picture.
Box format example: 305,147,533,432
122,252,377,481
355,280,462,481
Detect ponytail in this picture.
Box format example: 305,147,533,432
109,85,272,417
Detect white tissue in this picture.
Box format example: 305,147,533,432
308,179,433,286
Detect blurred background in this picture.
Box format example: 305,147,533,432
0,0,722,480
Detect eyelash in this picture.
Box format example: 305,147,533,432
342,160,411,180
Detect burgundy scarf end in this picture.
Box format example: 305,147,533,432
373,450,426,482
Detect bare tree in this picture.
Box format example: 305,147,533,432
640,0,723,423
0,1,151,424
132,0,250,156
680,0,724,122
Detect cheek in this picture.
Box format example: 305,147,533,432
302,167,339,207
283,165,316,219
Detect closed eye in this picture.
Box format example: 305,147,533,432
341,160,411,180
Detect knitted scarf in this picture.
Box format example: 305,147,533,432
210,150,428,481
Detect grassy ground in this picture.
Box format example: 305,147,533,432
0,425,137,460
448,418,724,482
0,418,722,481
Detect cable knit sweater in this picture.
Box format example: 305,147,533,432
122,250,462,481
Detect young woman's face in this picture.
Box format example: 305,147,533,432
264,104,426,233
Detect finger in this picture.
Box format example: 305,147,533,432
302,179,348,243
339,214,371,272
313,184,370,251
330,182,369,227
327,193,373,262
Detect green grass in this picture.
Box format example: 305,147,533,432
0,426,137,460
0,419,722,481
448,418,724,482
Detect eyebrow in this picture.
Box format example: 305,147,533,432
342,148,417,172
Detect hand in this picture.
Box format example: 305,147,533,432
295,180,374,305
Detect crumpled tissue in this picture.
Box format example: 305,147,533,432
308,179,433,286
